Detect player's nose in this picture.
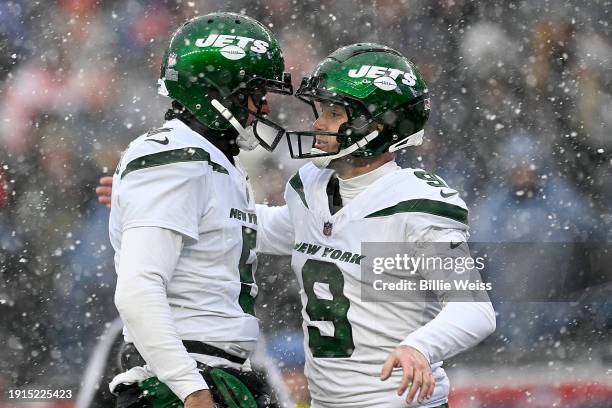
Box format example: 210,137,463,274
313,117,327,131
260,99,270,115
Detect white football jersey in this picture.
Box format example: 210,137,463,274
257,163,470,408
110,119,259,352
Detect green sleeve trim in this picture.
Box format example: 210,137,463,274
121,147,228,179
365,199,468,225
289,172,308,208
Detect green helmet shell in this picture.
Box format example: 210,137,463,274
158,13,285,130
297,43,430,157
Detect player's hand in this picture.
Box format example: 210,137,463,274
184,389,215,408
381,345,435,405
95,176,114,208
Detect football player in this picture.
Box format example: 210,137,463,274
96,43,496,407
105,13,291,408
254,44,496,407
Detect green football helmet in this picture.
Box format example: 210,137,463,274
286,43,430,167
157,12,292,151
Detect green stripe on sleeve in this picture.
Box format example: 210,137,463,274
289,172,308,208
365,199,468,224
121,147,228,179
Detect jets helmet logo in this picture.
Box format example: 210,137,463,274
195,34,270,60
373,76,397,91
348,65,417,90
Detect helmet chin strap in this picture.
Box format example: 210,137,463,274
388,129,424,152
211,99,260,151
311,130,380,168
311,128,426,168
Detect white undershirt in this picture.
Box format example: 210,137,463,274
337,160,401,204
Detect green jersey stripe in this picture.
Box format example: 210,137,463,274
121,147,228,179
365,199,468,224
289,172,308,208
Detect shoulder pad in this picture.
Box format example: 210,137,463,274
356,168,469,226
117,121,229,179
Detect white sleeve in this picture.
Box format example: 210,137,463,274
400,227,496,364
117,162,206,241
255,204,295,256
114,226,208,401
400,301,496,364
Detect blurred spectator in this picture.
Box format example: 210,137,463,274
471,131,601,353
472,130,600,242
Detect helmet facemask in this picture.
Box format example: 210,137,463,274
209,73,293,151
286,76,381,166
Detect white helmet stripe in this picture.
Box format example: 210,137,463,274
311,130,380,168
211,99,260,151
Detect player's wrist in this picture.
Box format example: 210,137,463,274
184,389,214,408
172,372,209,402
398,342,431,365
185,389,210,399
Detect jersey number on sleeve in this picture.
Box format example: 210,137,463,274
239,226,257,316
302,259,355,358
414,170,448,188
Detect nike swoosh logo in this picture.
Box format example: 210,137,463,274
450,241,462,249
440,190,458,198
146,136,169,145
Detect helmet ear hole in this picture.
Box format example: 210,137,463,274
338,122,351,135
350,115,370,132
382,110,398,126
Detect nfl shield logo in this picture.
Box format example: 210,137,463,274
323,221,333,236
168,52,177,67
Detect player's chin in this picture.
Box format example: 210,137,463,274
314,140,339,153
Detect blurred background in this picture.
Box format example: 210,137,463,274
0,0,610,407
